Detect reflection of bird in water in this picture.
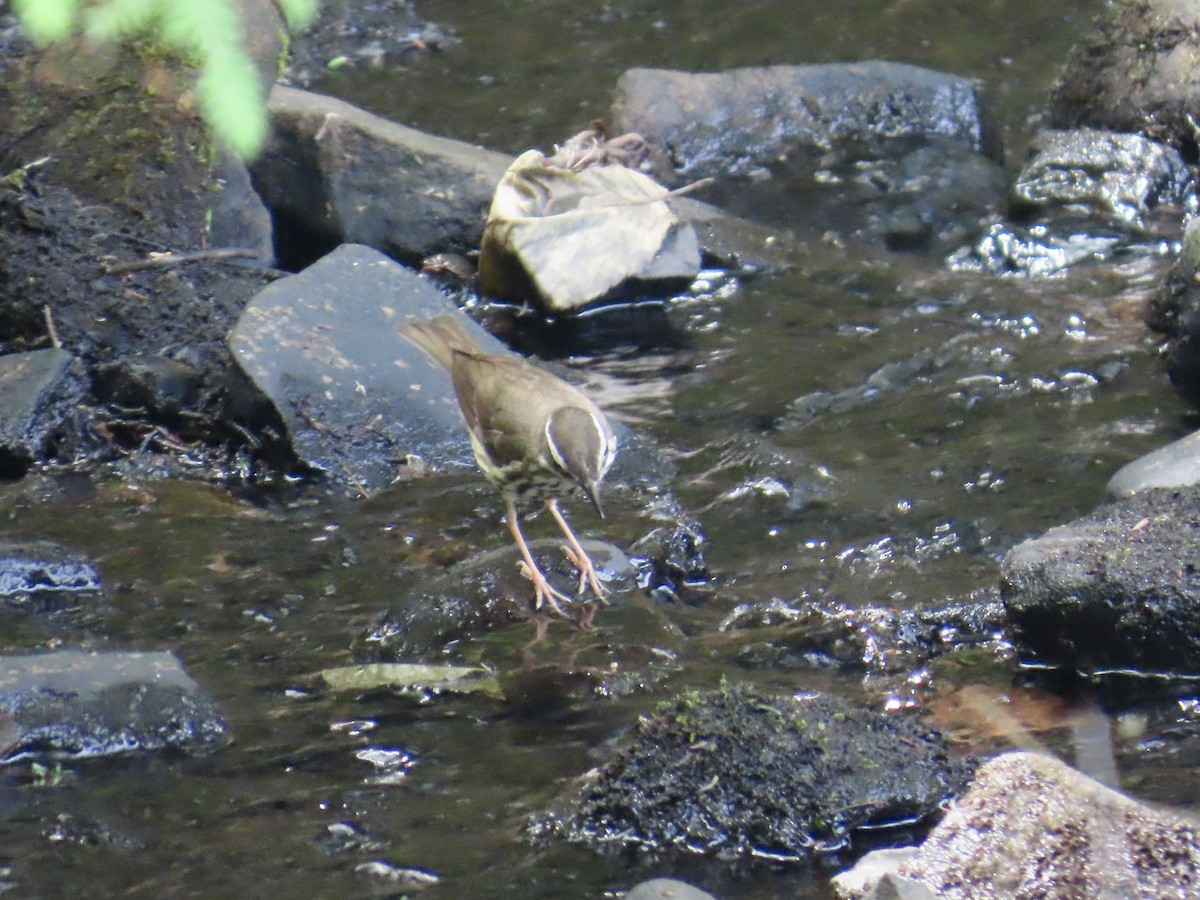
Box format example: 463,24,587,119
399,315,617,616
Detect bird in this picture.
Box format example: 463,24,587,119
398,315,617,615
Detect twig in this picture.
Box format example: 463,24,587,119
103,247,262,275
42,304,61,349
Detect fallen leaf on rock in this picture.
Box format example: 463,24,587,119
478,147,701,312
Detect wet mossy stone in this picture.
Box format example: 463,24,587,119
539,685,969,861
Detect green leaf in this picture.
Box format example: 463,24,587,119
13,0,83,42
278,0,319,30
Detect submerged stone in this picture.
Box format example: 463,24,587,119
0,650,229,762
0,541,101,613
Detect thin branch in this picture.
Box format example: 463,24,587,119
103,247,263,275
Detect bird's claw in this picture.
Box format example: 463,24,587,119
517,560,575,618
561,544,608,602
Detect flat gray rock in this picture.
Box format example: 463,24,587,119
1108,428,1200,496
0,650,229,762
229,243,504,492
0,348,85,476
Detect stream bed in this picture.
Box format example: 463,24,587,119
4,0,1200,898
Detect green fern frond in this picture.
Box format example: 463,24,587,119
278,0,318,30
13,0,321,159
12,0,84,42
82,0,162,42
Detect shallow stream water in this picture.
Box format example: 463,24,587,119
5,1,1200,898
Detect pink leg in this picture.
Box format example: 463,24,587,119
506,501,573,616
546,499,608,601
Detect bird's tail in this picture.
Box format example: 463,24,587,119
398,315,483,371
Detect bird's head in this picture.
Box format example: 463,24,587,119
546,405,617,517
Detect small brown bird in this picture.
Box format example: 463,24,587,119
399,315,617,615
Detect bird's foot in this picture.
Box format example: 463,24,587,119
517,560,575,617
561,544,609,602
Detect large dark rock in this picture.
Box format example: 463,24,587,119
535,685,969,861
1001,485,1200,674
0,650,229,762
253,86,511,268
612,63,989,181
227,243,500,491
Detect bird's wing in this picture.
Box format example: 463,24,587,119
450,355,549,467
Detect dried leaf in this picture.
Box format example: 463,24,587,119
319,663,503,699
479,149,700,311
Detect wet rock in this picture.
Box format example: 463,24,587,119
696,136,1008,257
363,536,642,655
1009,129,1190,228
253,85,511,268
0,348,87,477
947,217,1123,277
1108,428,1200,496
0,541,101,613
626,879,717,900
228,243,504,491
834,751,1200,899
534,685,969,861
92,354,206,427
1148,216,1200,408
1001,485,1200,674
0,15,277,263
0,650,229,762
1050,0,1200,150
720,594,1009,677
612,63,988,181
948,128,1188,277
284,0,455,87
628,517,709,603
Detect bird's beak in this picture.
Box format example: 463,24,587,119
585,479,605,519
